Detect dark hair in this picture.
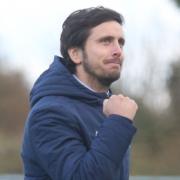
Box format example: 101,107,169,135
60,6,124,73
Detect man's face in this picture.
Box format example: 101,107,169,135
81,21,125,87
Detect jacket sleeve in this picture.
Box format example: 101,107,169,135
29,104,136,180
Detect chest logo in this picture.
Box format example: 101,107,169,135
95,130,98,136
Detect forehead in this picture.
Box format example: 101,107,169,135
88,21,124,40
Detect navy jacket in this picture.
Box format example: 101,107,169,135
21,56,137,180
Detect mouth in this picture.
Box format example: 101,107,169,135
104,59,122,67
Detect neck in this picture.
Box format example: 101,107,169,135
75,72,109,93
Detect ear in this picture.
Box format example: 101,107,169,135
68,48,82,64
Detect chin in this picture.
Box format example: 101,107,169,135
98,73,120,87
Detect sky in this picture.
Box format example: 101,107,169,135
0,0,180,108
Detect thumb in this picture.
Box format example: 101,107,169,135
103,99,108,107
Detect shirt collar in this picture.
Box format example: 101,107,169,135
73,74,110,96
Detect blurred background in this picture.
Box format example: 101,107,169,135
0,0,180,176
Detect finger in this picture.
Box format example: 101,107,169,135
103,99,109,106
118,94,124,98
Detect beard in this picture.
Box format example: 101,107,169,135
82,51,121,87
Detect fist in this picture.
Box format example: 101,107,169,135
103,94,138,121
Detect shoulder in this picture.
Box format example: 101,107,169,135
32,96,75,114
28,96,79,130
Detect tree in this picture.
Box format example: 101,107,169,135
0,69,29,135
167,60,180,128
0,57,29,173
174,0,180,7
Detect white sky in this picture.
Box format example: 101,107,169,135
0,0,180,108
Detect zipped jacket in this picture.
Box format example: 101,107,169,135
21,56,137,180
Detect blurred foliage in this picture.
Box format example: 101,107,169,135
168,61,180,125
131,59,180,175
0,68,29,135
0,58,29,173
174,0,180,7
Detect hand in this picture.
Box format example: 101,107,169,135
103,94,138,121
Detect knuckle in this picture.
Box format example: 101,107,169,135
118,94,124,98
110,95,116,99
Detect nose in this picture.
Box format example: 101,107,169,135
112,41,123,57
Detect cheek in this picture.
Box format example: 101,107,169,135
85,45,110,67
86,48,102,62
91,47,109,61
121,52,125,61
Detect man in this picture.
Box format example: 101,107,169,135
21,6,138,180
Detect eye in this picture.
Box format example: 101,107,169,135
118,38,125,48
99,37,113,45
102,39,112,45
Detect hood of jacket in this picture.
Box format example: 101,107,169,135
30,56,110,108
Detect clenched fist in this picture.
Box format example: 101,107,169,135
103,94,138,121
